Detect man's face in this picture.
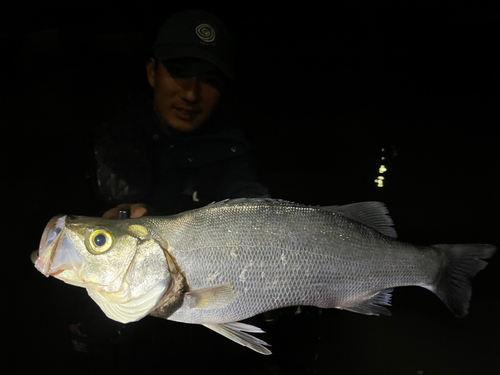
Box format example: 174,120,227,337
146,57,226,133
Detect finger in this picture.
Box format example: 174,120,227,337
102,204,133,219
102,208,119,219
130,204,148,218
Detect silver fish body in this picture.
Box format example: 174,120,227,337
150,200,438,323
34,198,496,354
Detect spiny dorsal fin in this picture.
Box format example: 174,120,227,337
323,202,397,238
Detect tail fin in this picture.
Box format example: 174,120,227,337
429,244,496,317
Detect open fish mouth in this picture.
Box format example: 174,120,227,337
33,215,84,283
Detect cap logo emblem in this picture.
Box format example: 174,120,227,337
195,24,216,43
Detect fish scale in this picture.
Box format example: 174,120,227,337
143,199,441,324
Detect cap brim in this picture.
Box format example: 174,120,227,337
154,44,235,82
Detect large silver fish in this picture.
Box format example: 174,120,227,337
33,198,495,354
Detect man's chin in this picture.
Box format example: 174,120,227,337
161,118,204,135
169,120,201,133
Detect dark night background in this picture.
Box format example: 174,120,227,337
3,1,499,374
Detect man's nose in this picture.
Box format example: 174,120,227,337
179,76,200,103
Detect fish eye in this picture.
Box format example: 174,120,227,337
89,230,113,254
94,234,106,247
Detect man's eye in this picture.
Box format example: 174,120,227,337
201,75,224,90
167,66,185,78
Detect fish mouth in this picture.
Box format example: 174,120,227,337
34,215,84,284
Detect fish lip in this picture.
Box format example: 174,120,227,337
30,250,39,265
35,215,66,276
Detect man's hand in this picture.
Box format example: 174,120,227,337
102,203,151,219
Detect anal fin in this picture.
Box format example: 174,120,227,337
203,322,272,355
340,288,393,316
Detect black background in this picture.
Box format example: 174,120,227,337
3,1,499,374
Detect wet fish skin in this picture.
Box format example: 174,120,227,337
33,198,496,355
145,199,491,322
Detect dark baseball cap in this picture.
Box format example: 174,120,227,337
153,10,235,81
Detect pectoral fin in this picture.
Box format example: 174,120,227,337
203,322,271,355
184,283,238,309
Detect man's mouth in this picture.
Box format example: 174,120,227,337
174,107,201,121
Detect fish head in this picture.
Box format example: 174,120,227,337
33,215,170,323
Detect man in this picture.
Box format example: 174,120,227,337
69,10,271,354
92,10,269,218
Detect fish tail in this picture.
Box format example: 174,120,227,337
428,244,496,317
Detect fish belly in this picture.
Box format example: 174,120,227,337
148,200,441,324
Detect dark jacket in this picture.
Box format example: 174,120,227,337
91,95,269,215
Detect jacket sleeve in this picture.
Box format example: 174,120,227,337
216,150,270,200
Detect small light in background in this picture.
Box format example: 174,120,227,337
374,175,385,187
375,147,391,188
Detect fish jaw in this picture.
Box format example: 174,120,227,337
34,215,84,287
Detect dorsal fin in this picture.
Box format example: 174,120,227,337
322,202,397,238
